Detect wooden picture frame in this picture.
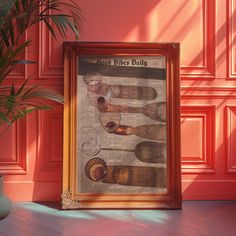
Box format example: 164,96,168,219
62,42,181,209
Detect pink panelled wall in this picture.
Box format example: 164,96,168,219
1,0,236,201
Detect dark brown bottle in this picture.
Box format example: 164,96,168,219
103,166,166,188
85,158,167,188
106,124,166,141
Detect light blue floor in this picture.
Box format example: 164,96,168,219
0,201,236,236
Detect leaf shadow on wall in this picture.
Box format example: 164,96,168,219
181,5,236,199
31,1,236,202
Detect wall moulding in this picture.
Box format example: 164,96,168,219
0,120,27,174
181,86,236,99
3,181,61,201
225,106,236,173
181,105,215,173
35,107,63,182
227,0,236,79
6,32,27,80
38,16,63,79
182,179,236,200
180,0,215,80
38,0,216,81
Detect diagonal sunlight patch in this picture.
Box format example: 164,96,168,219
122,25,140,41
14,203,169,223
14,203,96,219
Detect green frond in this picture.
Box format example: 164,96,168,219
0,83,63,129
0,0,83,129
11,105,52,123
0,0,17,29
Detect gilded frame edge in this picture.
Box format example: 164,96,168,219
62,42,182,209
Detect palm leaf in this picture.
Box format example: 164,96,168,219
0,0,84,83
0,83,63,128
0,111,11,123
12,60,36,65
11,105,52,122
0,0,83,129
0,0,17,29
0,40,31,83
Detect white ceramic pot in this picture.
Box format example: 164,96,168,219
0,175,12,220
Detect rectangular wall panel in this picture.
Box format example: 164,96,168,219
180,0,215,78
146,0,215,79
6,35,27,80
38,5,76,80
225,106,236,172
35,106,63,181
228,0,236,78
39,24,63,79
181,106,215,173
1,0,235,201
0,120,27,174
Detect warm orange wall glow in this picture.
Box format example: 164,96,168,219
1,0,236,201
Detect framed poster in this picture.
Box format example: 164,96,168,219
62,42,181,209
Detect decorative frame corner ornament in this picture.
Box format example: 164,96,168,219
61,190,80,209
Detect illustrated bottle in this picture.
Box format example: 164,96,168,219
96,96,166,122
79,127,167,164
105,123,166,141
88,83,158,101
85,158,167,188
103,166,167,188
134,141,166,164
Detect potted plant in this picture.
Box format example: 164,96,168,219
0,0,83,220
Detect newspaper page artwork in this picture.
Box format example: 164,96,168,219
77,56,167,194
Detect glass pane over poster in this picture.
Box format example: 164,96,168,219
77,56,167,194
